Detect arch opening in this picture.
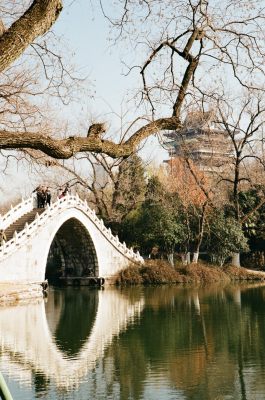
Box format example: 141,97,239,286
45,218,99,284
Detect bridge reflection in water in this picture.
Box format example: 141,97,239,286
2,284,265,400
0,288,144,393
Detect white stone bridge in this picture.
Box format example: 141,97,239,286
0,194,143,284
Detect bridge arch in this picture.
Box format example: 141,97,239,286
0,195,143,283
45,218,99,283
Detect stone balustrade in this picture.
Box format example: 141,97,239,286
0,194,143,265
0,196,34,230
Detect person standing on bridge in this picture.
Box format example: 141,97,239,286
33,185,44,208
45,187,51,206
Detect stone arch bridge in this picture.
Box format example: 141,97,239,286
0,194,143,284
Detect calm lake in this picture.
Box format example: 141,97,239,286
1,283,265,400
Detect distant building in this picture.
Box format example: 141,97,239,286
163,111,234,173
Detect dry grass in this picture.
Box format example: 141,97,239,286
115,260,186,285
176,262,230,284
141,260,186,284
116,264,144,285
115,260,265,286
224,265,265,281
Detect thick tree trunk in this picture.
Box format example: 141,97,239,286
0,0,63,73
231,252,241,267
192,252,199,263
167,253,174,266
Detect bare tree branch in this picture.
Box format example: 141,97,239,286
0,116,182,158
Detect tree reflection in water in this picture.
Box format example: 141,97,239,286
1,284,265,399
96,285,265,400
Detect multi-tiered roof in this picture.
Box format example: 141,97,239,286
164,111,234,172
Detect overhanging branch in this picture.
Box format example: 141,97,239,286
0,116,182,159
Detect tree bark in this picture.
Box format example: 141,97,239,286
192,202,208,264
0,117,182,159
231,252,241,267
167,253,174,266
192,252,199,263
0,0,63,73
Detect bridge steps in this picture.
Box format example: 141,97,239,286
4,209,45,242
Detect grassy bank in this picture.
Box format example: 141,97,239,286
115,260,265,285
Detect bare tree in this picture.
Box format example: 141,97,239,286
213,93,265,266
0,0,264,159
23,145,146,233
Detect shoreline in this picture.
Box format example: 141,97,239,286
1,262,265,305
0,282,45,305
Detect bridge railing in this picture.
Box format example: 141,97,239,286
0,196,34,230
0,194,143,264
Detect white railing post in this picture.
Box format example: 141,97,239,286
1,240,6,252
13,230,18,245
1,195,35,230
25,222,30,236
35,213,42,226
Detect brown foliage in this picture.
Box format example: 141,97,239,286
223,265,265,281
115,260,265,286
140,260,186,284
115,264,144,285
176,263,230,284
115,260,185,285
165,157,208,206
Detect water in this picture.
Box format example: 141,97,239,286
1,283,265,399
